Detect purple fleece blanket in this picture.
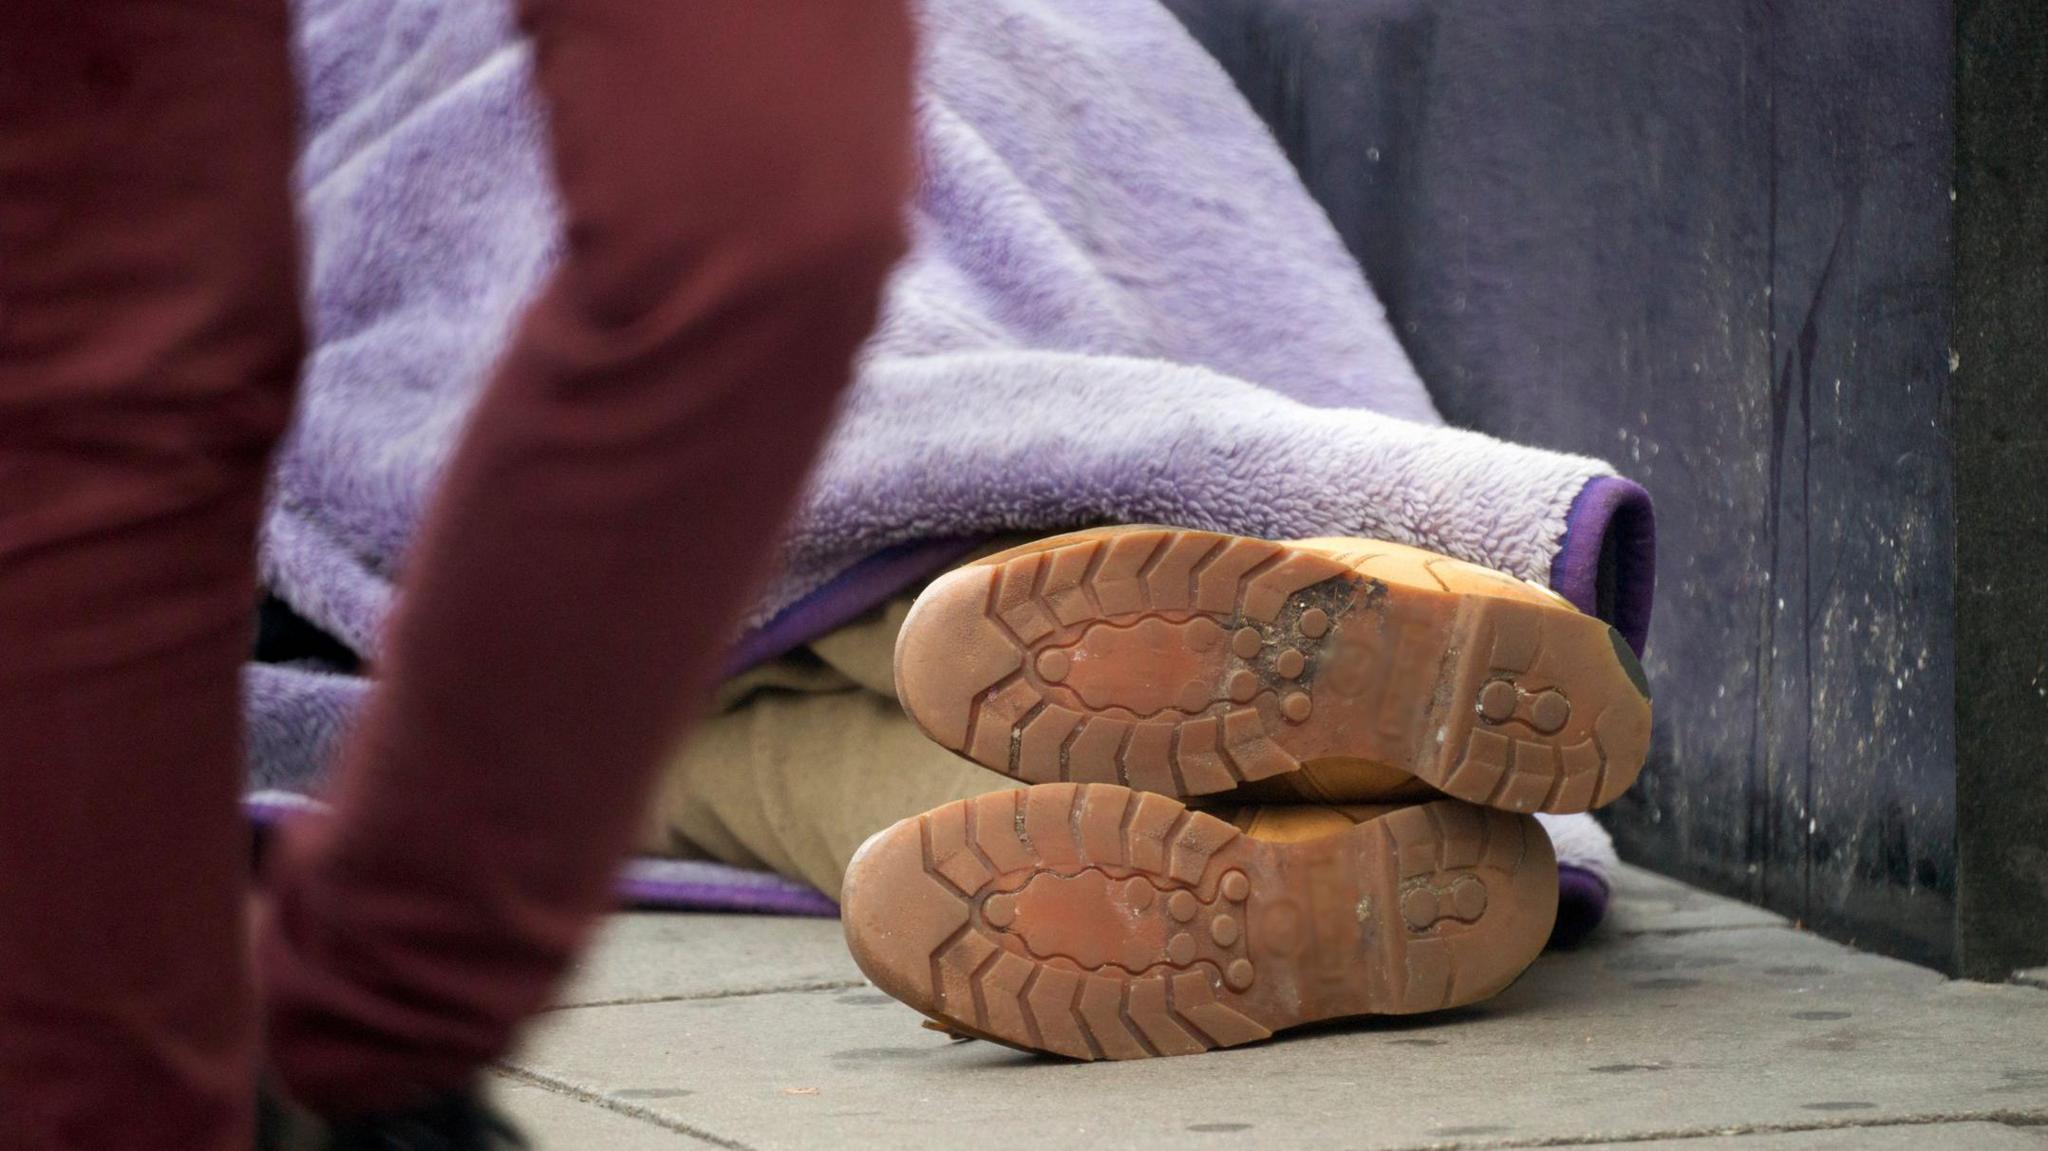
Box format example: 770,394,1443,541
253,0,1652,940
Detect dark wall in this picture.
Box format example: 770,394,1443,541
1954,0,2048,982
1166,0,1961,967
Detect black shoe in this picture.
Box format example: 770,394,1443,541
258,1084,529,1151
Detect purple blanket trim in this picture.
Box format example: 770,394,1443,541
246,800,1606,940
641,862,1611,948
253,797,1613,938
1550,475,1657,655
245,795,841,917
722,537,982,678
1549,864,1612,950
726,481,1658,675
612,862,1614,949
618,859,842,917
623,856,1611,946
614,862,1611,945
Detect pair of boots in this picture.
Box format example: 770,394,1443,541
841,526,1652,1059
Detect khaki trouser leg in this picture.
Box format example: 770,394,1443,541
641,594,1017,897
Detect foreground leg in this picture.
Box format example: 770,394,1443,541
258,0,916,1112
0,3,303,1147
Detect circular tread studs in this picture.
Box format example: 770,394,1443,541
1225,959,1257,990
1227,670,1259,703
1232,627,1263,659
1478,679,1519,723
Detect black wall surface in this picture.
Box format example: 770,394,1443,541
1165,0,1967,968
1954,0,2048,981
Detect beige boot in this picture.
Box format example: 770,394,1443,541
893,526,1650,813
841,782,1556,1059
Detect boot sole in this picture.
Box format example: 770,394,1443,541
841,784,1557,1059
894,527,1650,813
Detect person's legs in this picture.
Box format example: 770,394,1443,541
257,0,916,1112
638,590,1019,897
0,3,303,1147
646,673,1018,899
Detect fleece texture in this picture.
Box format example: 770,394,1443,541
267,0,1632,661
251,0,1643,926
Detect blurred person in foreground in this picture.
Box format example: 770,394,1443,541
0,3,914,1148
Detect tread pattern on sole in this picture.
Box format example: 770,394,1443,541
914,531,1358,795
1415,599,1650,813
919,784,1265,1059
897,529,1651,814
842,785,1558,1061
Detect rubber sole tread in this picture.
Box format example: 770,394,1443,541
842,784,1558,1060
894,528,1651,814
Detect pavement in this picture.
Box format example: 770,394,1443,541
496,865,2048,1150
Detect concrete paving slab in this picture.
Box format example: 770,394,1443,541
492,1078,717,1148
556,913,860,1008
510,919,2048,1151
1605,863,1791,935
1598,1122,2048,1150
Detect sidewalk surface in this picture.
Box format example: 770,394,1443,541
498,866,2048,1150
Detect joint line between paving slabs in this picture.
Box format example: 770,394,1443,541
496,1064,760,1151
1612,924,1791,939
1407,1107,2048,1150
550,978,867,1012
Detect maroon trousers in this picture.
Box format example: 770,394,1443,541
0,2,912,1147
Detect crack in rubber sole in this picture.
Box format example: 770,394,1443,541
841,785,1558,1060
893,528,1652,814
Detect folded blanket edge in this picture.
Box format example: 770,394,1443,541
1550,475,1657,656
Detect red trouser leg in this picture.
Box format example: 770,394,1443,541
0,3,303,1148
256,0,915,1112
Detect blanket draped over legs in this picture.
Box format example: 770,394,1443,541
640,563,1621,943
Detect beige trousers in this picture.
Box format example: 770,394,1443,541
639,592,1019,897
